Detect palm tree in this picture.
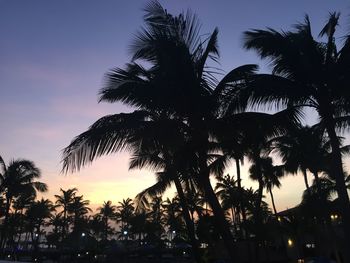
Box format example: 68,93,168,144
68,195,91,233
218,137,248,226
248,157,283,215
130,143,204,262
97,200,116,241
26,198,55,251
60,3,285,260
116,198,134,238
129,212,148,243
89,214,105,241
243,187,272,230
270,125,331,194
240,13,350,253
11,191,36,247
48,213,64,244
0,156,47,249
54,188,77,239
215,174,241,228
162,197,183,236
147,195,165,241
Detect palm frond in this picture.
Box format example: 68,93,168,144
33,182,48,193
319,12,340,38
62,111,150,173
134,175,171,212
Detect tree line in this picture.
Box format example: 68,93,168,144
2,154,346,262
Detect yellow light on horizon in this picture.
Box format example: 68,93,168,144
287,238,293,247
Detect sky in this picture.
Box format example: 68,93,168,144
1,0,350,212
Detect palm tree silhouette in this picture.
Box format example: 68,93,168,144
116,198,134,239
241,13,350,254
68,195,91,233
97,200,116,241
54,188,77,239
60,2,264,259
0,155,47,249
248,157,283,215
215,174,241,228
26,198,55,252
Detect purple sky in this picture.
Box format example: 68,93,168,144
1,0,349,210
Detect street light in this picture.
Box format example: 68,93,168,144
123,230,128,241
287,238,293,247
81,232,86,237
330,214,338,220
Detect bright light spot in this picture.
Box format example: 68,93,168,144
81,232,86,237
288,238,293,247
35,233,39,237
123,230,128,235
7,255,10,258
86,252,89,255
172,230,176,234
78,253,81,257
277,216,281,222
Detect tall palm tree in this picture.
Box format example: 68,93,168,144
97,200,116,241
0,156,47,249
270,125,333,194
61,3,302,260
60,2,253,260
89,214,105,241
116,198,134,236
130,142,204,262
218,137,248,226
11,191,35,247
248,157,283,215
26,198,55,251
129,212,148,243
215,174,241,227
240,13,350,253
68,195,91,233
54,188,77,239
162,197,183,235
147,195,165,240
48,213,64,239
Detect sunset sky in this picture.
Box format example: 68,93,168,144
1,0,350,211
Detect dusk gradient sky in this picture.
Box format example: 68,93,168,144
1,0,350,211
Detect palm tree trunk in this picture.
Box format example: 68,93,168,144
198,170,237,262
326,121,350,262
0,196,12,250
62,208,67,240
302,168,311,193
173,177,203,263
231,206,235,227
312,171,322,194
193,127,236,261
104,217,108,241
253,154,264,225
235,158,247,225
269,188,278,215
